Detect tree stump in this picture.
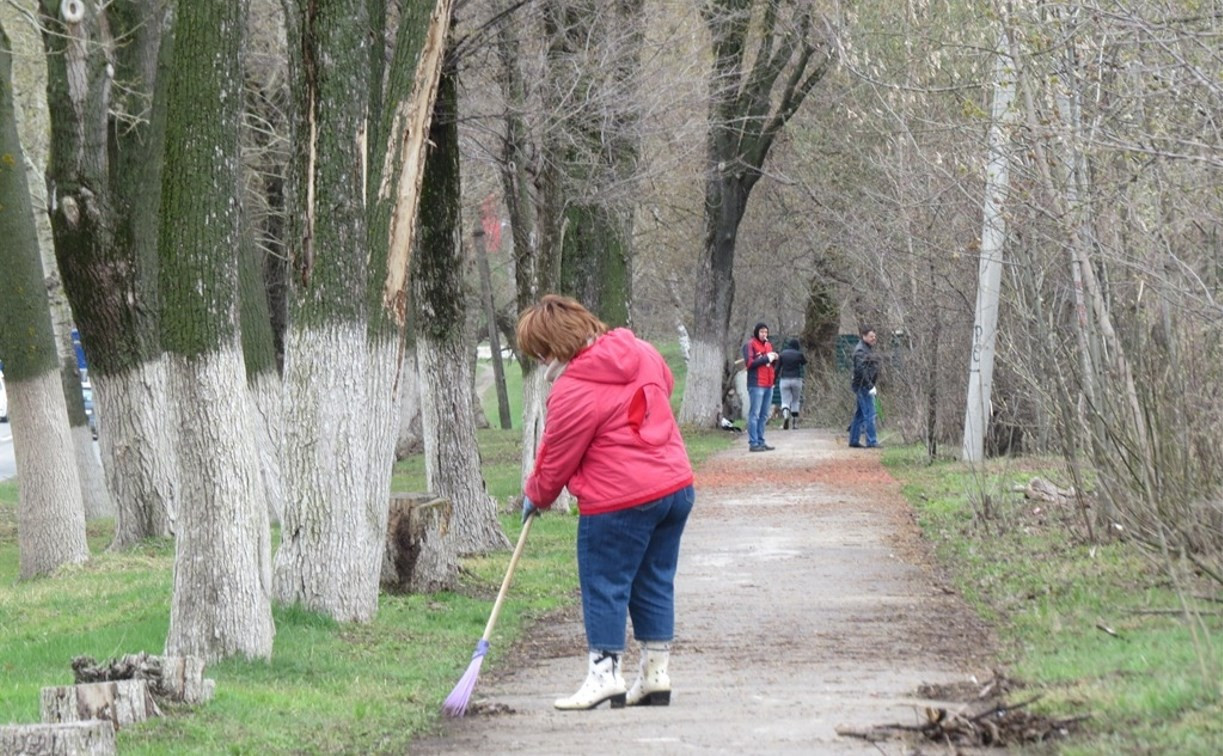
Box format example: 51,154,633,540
0,720,116,756
72,653,215,705
381,493,459,593
40,680,159,731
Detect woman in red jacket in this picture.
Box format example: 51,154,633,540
518,295,695,711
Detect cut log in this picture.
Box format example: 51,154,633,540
381,493,459,593
0,720,116,756
72,653,215,704
40,680,160,731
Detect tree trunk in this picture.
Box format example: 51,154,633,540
415,61,509,554
274,0,450,621
95,362,177,544
159,0,274,661
0,721,116,755
240,218,285,524
0,26,90,578
1,4,115,521
678,0,831,426
395,346,424,458
39,0,178,545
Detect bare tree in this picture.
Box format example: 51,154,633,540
678,0,833,427
1,3,112,519
39,0,179,547
0,21,89,579
415,52,509,553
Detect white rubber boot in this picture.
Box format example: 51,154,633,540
626,643,671,706
554,651,626,710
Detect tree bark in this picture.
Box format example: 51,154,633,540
0,25,90,579
39,0,178,545
159,0,274,661
274,0,450,620
0,721,116,756
415,60,509,554
1,4,114,521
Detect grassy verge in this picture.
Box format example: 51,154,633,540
884,444,1223,754
0,343,732,753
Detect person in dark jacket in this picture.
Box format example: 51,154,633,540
776,338,807,430
848,326,881,448
742,322,777,452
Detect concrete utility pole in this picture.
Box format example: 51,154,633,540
962,34,1017,463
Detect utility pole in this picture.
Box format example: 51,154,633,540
474,224,512,430
962,33,1017,463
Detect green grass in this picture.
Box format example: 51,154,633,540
0,342,733,753
884,444,1223,755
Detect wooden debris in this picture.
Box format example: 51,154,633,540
0,720,116,756
841,675,1087,748
1023,477,1075,504
41,680,159,731
72,653,215,705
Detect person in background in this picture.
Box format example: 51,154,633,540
742,322,777,452
776,338,807,430
848,326,882,448
518,294,695,711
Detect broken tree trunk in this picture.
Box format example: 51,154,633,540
40,680,159,731
0,720,116,756
381,493,459,593
72,653,215,705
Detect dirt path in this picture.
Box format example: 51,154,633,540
414,428,992,755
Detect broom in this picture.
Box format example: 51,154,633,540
441,511,536,717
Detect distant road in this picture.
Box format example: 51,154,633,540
0,424,14,481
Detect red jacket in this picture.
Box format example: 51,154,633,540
525,328,694,516
744,337,775,387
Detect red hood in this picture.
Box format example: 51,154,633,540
565,328,643,386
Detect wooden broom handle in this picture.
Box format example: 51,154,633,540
481,513,535,642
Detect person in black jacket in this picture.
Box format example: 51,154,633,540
848,327,881,448
776,338,807,430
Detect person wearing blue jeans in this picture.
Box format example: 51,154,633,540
743,322,777,452
517,295,695,711
848,326,881,448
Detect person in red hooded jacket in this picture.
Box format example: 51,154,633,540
518,294,695,712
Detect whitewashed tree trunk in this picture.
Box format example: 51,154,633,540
394,345,423,459
1,30,89,579
275,325,389,621
420,335,509,554
165,349,274,661
518,366,573,514
962,37,1017,463
11,372,90,579
247,373,285,524
3,3,113,520
72,426,111,519
520,366,546,485
95,363,177,546
680,339,725,427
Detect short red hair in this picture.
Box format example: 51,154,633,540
516,294,609,363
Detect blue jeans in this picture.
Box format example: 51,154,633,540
747,385,774,448
577,485,695,651
848,387,877,446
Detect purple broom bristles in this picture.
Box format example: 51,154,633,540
441,639,490,717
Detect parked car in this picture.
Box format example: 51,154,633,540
0,370,7,422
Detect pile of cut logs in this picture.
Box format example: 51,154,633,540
0,653,214,756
